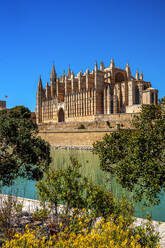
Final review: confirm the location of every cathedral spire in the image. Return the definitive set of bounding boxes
[63,70,66,80]
[46,82,49,98]
[125,62,131,78]
[100,61,104,71]
[126,62,130,71]
[140,72,143,80]
[67,65,71,78]
[135,70,139,80]
[50,64,56,81]
[38,76,43,89]
[95,61,98,71]
[71,70,74,78]
[110,58,115,69]
[86,67,89,74]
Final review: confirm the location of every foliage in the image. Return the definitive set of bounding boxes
[0,106,51,186]
[2,214,160,248]
[86,183,115,218]
[0,197,23,228]
[32,207,50,221]
[77,124,86,129]
[93,103,165,205]
[37,157,132,220]
[37,157,88,216]
[0,196,23,242]
[133,219,160,248]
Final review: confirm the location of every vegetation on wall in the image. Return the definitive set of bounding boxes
[77,124,86,129]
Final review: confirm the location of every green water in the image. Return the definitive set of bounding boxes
[2,149,165,222]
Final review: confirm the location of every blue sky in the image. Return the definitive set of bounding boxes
[0,0,164,111]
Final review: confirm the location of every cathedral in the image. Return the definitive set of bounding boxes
[35,59,158,124]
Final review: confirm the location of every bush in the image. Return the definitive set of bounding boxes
[1,157,160,248]
[37,157,88,216]
[77,124,86,129]
[3,214,160,248]
[32,208,50,221]
[0,196,23,242]
[36,157,132,221]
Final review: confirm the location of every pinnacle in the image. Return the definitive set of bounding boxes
[67,65,71,77]
[38,76,43,88]
[50,64,56,80]
[110,58,115,68]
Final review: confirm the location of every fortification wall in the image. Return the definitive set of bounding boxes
[38,113,137,147]
[38,113,137,131]
[38,130,116,148]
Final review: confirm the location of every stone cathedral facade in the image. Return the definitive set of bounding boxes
[35,59,158,124]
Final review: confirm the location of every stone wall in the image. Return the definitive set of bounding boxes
[126,104,141,113]
[38,113,138,147]
[38,113,137,131]
[38,130,116,148]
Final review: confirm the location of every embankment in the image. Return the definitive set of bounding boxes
[38,129,116,148]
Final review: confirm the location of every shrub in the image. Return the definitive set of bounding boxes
[37,157,88,216]
[0,196,23,241]
[37,157,131,221]
[3,215,160,248]
[32,208,50,221]
[77,124,86,129]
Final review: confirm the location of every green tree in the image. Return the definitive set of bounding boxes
[37,157,127,219]
[93,103,165,205]
[37,157,88,216]
[0,106,51,186]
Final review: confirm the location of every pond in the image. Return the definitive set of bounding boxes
[2,149,165,222]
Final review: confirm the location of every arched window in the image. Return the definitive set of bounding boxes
[135,86,139,104]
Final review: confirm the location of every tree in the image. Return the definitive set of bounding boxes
[0,106,51,186]
[93,103,165,205]
[36,157,129,219]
